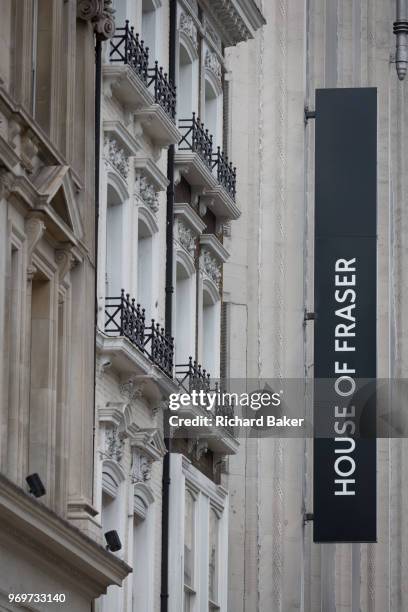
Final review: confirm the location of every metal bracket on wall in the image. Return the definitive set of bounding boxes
[304,512,314,523]
[304,107,316,123]
[304,311,316,321]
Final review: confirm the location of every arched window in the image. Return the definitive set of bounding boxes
[175,253,196,364]
[202,282,220,377]
[137,216,154,318]
[106,183,125,297]
[204,65,223,150]
[179,43,194,120]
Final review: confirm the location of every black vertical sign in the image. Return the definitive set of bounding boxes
[313,88,377,542]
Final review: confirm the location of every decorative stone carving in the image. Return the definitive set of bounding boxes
[130,429,166,482]
[202,249,222,288]
[25,216,46,272]
[179,12,198,50]
[56,247,75,282]
[104,137,129,180]
[138,176,159,213]
[105,425,125,462]
[187,438,208,461]
[120,379,145,402]
[130,449,152,484]
[178,221,196,254]
[77,0,115,41]
[205,49,222,81]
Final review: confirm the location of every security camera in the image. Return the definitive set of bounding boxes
[104,530,122,552]
[26,473,46,498]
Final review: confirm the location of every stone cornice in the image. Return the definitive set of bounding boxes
[0,473,131,598]
[174,202,207,235]
[199,233,229,263]
[200,0,265,46]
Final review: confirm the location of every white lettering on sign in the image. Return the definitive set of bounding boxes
[334,258,356,496]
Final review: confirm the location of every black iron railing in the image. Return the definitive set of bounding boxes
[212,147,237,200]
[145,320,174,377]
[176,357,212,394]
[178,114,213,168]
[104,290,173,377]
[109,21,149,82]
[147,61,176,121]
[178,114,237,200]
[105,290,145,350]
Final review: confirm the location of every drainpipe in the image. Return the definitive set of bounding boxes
[92,37,102,506]
[394,0,408,80]
[161,0,177,610]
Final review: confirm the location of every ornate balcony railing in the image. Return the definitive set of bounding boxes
[104,290,173,377]
[105,290,145,350]
[145,320,174,377]
[109,21,149,83]
[178,114,213,168]
[176,357,212,394]
[212,147,237,200]
[147,61,176,121]
[178,114,237,200]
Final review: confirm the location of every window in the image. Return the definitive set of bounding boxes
[137,218,154,318]
[184,489,196,611]
[106,185,124,297]
[179,44,194,120]
[29,274,53,489]
[142,0,158,58]
[208,508,220,610]
[205,78,219,147]
[202,287,220,377]
[113,0,126,26]
[175,259,195,364]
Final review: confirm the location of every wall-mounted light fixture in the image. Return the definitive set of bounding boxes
[104,530,122,552]
[26,473,46,498]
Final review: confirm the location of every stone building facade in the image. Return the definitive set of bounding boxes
[94,1,264,611]
[0,1,131,610]
[225,1,408,611]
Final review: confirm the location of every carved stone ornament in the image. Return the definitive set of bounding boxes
[202,249,222,288]
[120,379,145,402]
[25,216,46,278]
[138,176,159,214]
[130,449,152,484]
[187,438,208,461]
[105,425,125,462]
[205,49,222,81]
[179,12,198,50]
[77,0,115,41]
[104,136,129,180]
[56,247,75,282]
[178,221,196,254]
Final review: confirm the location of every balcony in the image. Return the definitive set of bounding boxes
[104,290,174,378]
[176,114,240,220]
[174,357,238,454]
[103,22,180,147]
